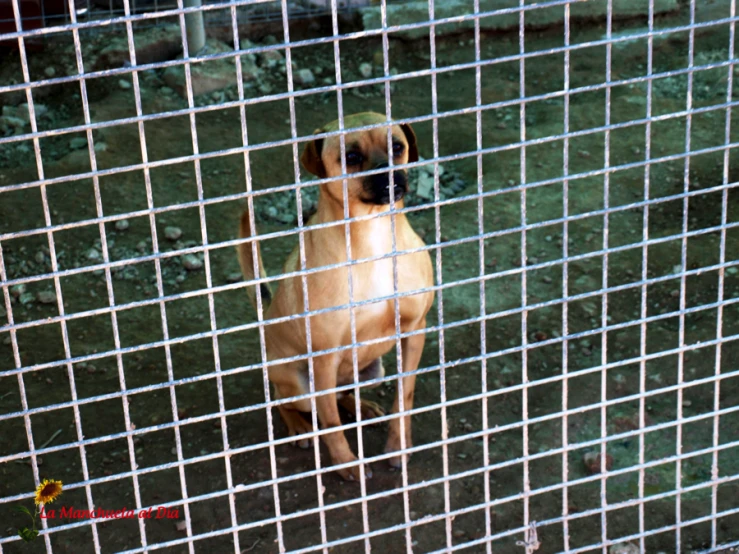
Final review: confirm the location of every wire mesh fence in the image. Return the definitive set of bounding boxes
[1,0,738,552]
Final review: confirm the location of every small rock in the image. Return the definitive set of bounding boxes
[36,291,57,304]
[164,226,182,241]
[583,451,613,474]
[416,173,434,200]
[175,520,187,532]
[359,62,373,78]
[682,399,692,408]
[44,66,56,78]
[69,137,88,150]
[181,254,203,271]
[19,292,35,306]
[3,335,11,345]
[160,86,174,95]
[115,219,130,231]
[453,529,465,538]
[609,543,639,554]
[265,206,278,219]
[118,79,132,90]
[94,142,107,153]
[226,272,243,283]
[456,453,467,459]
[35,251,45,264]
[86,248,101,261]
[259,49,284,68]
[294,68,315,86]
[727,266,738,275]
[10,284,26,298]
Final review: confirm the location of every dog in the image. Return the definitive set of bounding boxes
[237,112,434,481]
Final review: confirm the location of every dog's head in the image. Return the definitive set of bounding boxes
[300,112,418,207]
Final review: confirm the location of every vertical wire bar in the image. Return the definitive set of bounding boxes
[3,5,54,552]
[473,0,492,550]
[518,0,532,546]
[712,0,735,547]
[68,2,150,547]
[425,0,452,548]
[279,2,329,548]
[378,1,413,551]
[599,1,613,550]
[639,1,656,551]
[122,3,192,550]
[12,0,102,549]
[0,246,51,552]
[561,3,571,550]
[236,27,288,552]
[676,2,697,550]
[327,1,372,547]
[231,7,285,553]
[174,1,213,546]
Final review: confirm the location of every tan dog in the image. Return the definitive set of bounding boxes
[237,112,434,481]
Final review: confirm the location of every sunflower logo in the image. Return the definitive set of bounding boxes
[34,479,63,506]
[13,478,63,543]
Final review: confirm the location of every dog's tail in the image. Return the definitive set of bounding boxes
[237,207,272,312]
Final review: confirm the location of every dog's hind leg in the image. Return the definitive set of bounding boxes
[337,393,386,420]
[337,357,387,420]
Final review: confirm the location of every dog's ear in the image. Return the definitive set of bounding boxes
[400,123,418,163]
[301,128,326,178]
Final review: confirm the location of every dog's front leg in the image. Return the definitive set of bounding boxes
[385,319,426,468]
[313,353,371,482]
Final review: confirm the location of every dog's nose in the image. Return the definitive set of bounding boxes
[371,162,402,189]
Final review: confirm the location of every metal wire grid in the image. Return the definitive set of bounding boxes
[0,0,738,552]
[0,0,377,36]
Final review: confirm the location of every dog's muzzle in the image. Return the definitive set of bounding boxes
[364,163,408,205]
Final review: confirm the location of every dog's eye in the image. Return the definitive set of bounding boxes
[392,142,405,157]
[345,151,363,166]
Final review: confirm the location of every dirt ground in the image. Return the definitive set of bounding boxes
[1,3,739,553]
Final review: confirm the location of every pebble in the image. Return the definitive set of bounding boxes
[226,272,243,283]
[583,451,613,474]
[160,86,174,95]
[164,226,182,241]
[19,292,35,305]
[35,251,45,264]
[94,142,107,153]
[86,248,102,261]
[44,66,56,78]
[609,544,639,554]
[294,68,315,86]
[118,79,132,90]
[69,137,88,150]
[36,291,57,304]
[115,219,130,231]
[359,62,373,78]
[10,284,26,298]
[456,453,467,460]
[181,254,203,271]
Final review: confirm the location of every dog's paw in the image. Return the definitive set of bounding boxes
[384,435,412,469]
[360,399,386,420]
[336,461,373,482]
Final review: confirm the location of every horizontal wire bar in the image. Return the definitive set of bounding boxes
[3,187,737,333]
[3,364,737,500]
[4,466,735,552]
[0,9,734,120]
[1,57,736,196]
[3,226,737,379]
[2,263,738,428]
